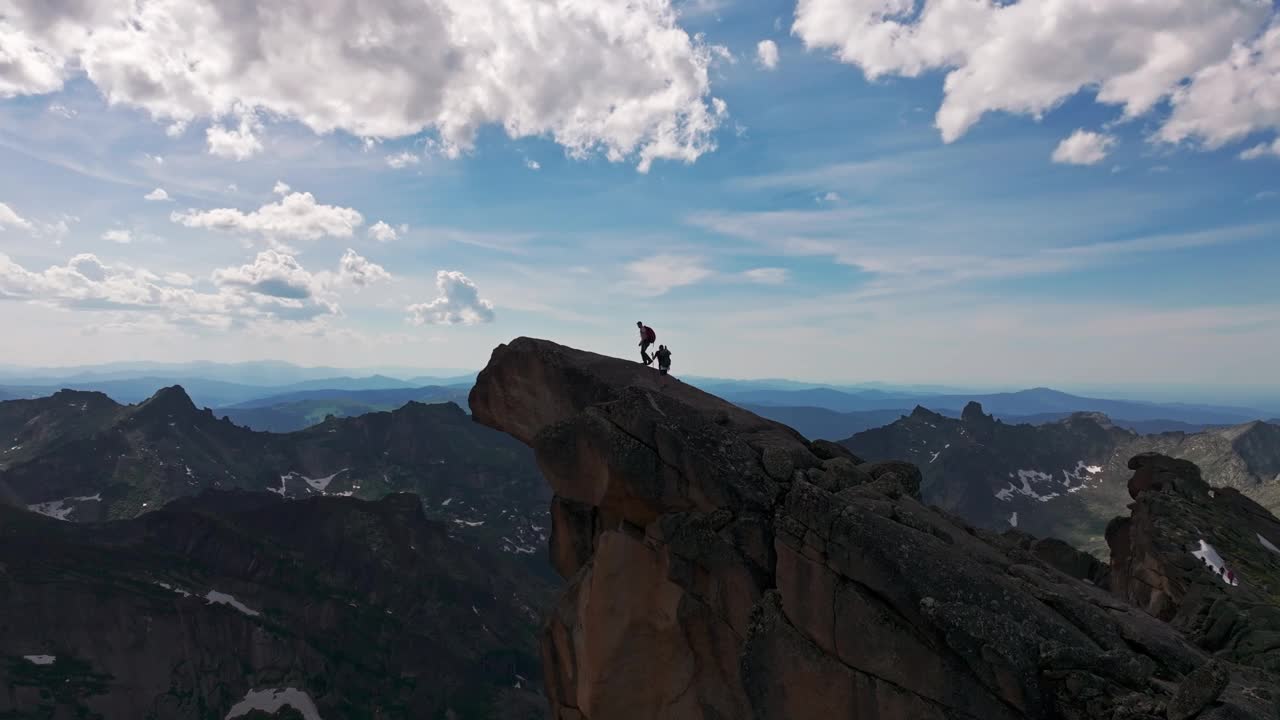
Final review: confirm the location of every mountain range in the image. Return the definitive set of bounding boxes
[0,387,552,577]
[4,342,1280,718]
[214,386,472,432]
[843,402,1280,556]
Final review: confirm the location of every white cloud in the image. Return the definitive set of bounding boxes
[205,109,264,160]
[624,254,714,296]
[47,102,75,118]
[0,250,334,327]
[272,181,291,195]
[1052,130,1117,166]
[817,191,842,203]
[407,271,495,325]
[1241,139,1280,159]
[792,0,1279,153]
[367,221,399,243]
[172,191,363,242]
[743,267,789,285]
[212,250,319,299]
[757,40,780,70]
[1,0,727,172]
[0,202,32,231]
[525,159,541,171]
[336,248,391,288]
[385,151,420,169]
[102,229,132,244]
[144,188,170,201]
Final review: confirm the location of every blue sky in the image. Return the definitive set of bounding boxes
[0,0,1278,395]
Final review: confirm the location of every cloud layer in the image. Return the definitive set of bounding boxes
[0,0,727,171]
[793,0,1279,152]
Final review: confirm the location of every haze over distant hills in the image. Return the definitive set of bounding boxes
[0,360,1274,434]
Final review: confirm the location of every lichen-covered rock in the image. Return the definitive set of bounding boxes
[471,338,1280,720]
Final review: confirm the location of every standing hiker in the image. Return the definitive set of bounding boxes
[655,344,672,375]
[637,321,656,365]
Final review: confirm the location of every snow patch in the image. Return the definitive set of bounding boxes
[1191,540,1238,586]
[929,451,940,464]
[205,590,261,617]
[441,498,453,506]
[23,655,55,666]
[27,493,102,521]
[1008,512,1018,528]
[994,470,1060,503]
[154,580,192,597]
[453,519,485,527]
[280,469,349,494]
[225,688,322,720]
[1259,534,1280,556]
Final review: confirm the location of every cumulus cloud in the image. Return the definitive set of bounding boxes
[757,40,780,70]
[385,151,420,169]
[792,0,1279,153]
[0,202,32,231]
[407,271,495,325]
[525,159,541,171]
[1052,130,1117,166]
[205,110,263,160]
[336,248,391,288]
[624,254,713,296]
[212,250,318,299]
[743,267,789,284]
[0,0,727,172]
[102,229,132,244]
[817,191,842,203]
[172,190,363,242]
[144,188,170,201]
[367,221,399,242]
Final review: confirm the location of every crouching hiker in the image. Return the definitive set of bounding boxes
[655,344,672,375]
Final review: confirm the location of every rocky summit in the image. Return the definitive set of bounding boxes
[471,338,1280,720]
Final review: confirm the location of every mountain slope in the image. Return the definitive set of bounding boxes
[0,491,547,719]
[843,403,1280,555]
[0,389,551,575]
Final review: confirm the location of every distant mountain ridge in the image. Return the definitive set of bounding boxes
[716,384,1273,426]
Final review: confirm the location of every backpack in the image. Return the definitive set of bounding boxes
[642,326,656,343]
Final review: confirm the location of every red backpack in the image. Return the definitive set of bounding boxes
[642,325,656,343]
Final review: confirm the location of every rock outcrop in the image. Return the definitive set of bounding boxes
[1109,452,1280,672]
[471,338,1280,720]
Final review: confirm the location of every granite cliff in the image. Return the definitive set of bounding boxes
[471,338,1280,720]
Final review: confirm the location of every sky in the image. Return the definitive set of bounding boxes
[0,0,1278,393]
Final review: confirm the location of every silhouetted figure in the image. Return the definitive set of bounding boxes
[637,321,656,365]
[655,345,672,375]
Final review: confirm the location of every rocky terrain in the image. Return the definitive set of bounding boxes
[0,490,546,719]
[470,337,1280,720]
[844,404,1280,555]
[0,388,552,576]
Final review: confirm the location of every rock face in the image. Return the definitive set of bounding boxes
[0,491,547,719]
[1109,452,1280,672]
[471,338,1280,720]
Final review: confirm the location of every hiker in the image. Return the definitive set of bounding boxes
[655,344,672,375]
[637,321,656,365]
